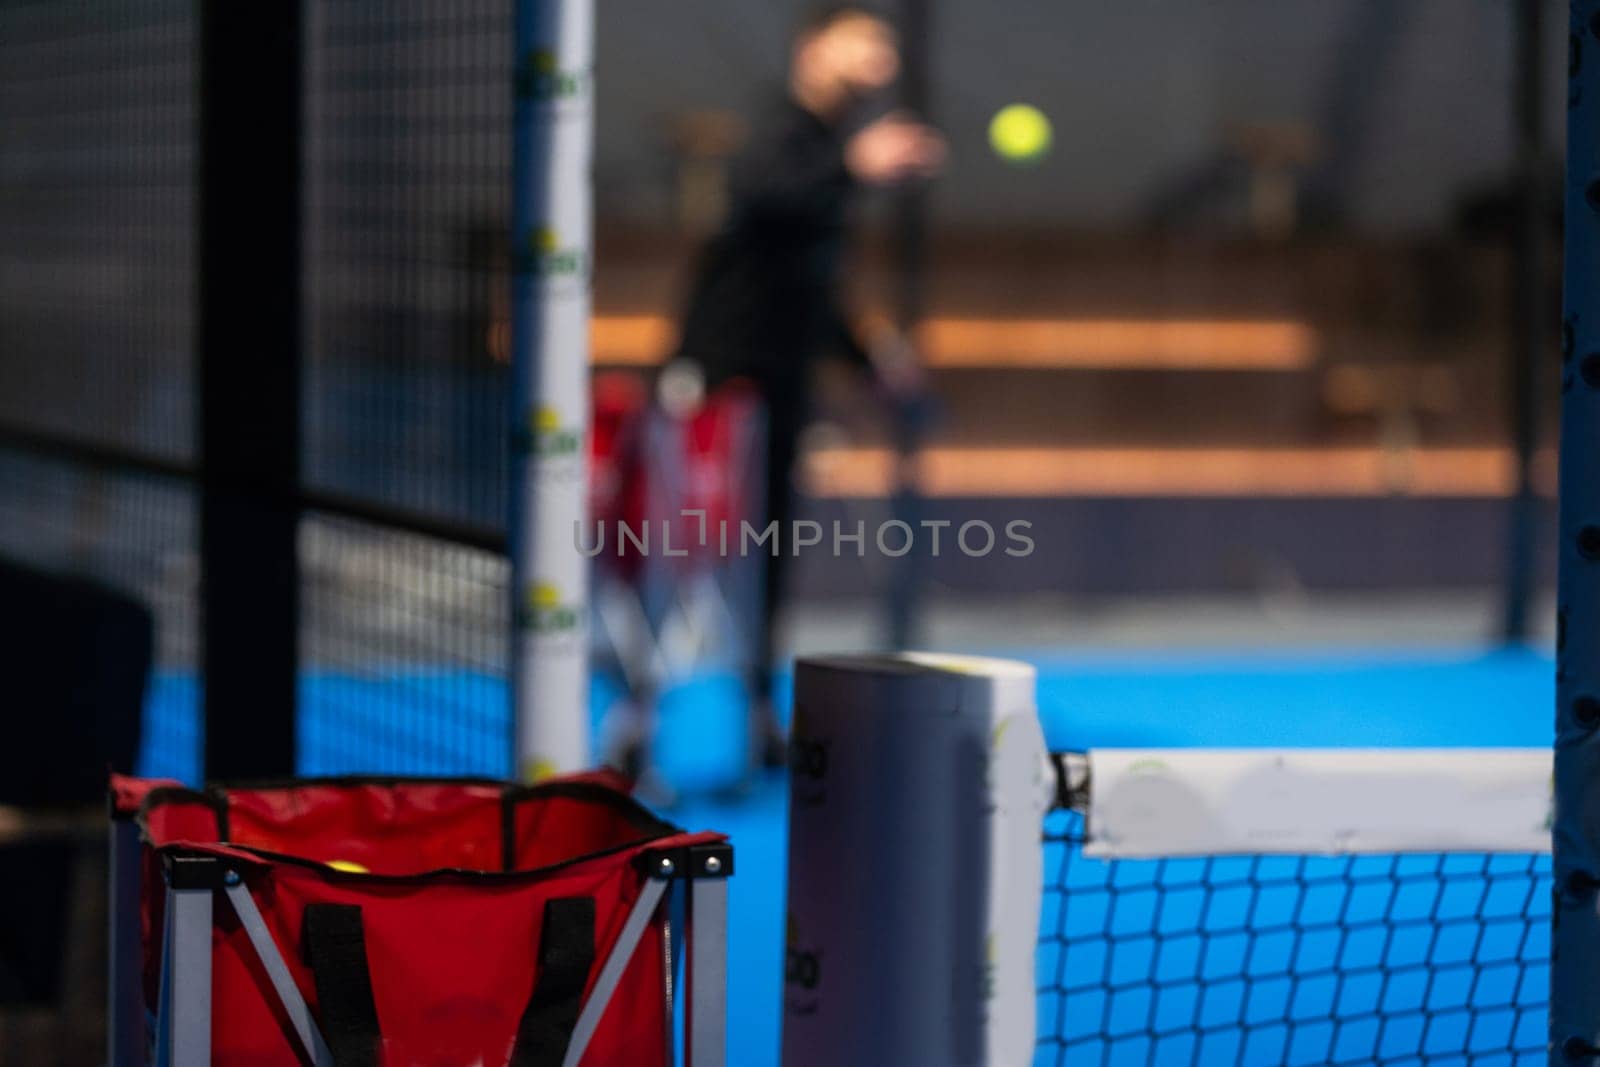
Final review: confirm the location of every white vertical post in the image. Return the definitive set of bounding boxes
[1553,2,1600,1061]
[510,0,595,779]
[782,654,1051,1067]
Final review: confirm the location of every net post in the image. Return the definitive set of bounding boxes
[1554,2,1600,1060]
[509,0,595,780]
[782,655,1049,1067]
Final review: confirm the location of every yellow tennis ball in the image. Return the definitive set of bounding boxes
[326,860,368,874]
[989,103,1052,164]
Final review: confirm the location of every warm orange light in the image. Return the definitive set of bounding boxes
[918,318,1315,370]
[591,315,676,365]
[803,446,1549,499]
[586,315,1315,371]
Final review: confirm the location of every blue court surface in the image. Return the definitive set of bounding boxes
[139,647,1553,1066]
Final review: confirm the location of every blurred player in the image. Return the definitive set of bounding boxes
[669,3,944,767]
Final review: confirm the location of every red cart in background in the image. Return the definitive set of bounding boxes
[587,372,766,781]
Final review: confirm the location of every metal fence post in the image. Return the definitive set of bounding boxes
[197,0,303,778]
[1503,0,1551,643]
[1553,2,1600,1061]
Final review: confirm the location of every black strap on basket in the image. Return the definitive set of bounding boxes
[509,896,598,1067]
[300,897,597,1067]
[302,903,382,1067]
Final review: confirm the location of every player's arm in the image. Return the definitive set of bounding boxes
[843,112,945,186]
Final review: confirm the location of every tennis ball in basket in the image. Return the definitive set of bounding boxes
[326,860,369,873]
[989,103,1052,164]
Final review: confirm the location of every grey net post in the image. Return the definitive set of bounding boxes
[1555,1,1600,1061]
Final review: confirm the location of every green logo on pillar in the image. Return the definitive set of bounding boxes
[517,48,588,102]
[523,404,581,458]
[520,226,585,278]
[520,581,581,635]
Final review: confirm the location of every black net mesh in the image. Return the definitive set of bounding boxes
[298,0,514,776]
[0,0,199,780]
[0,0,517,783]
[1037,808,1551,1066]
[303,0,511,530]
[299,514,509,777]
[0,0,196,463]
[0,452,200,782]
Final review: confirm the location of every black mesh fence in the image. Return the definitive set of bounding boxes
[1037,808,1550,1066]
[0,0,199,780]
[0,452,200,782]
[303,0,511,529]
[299,514,508,777]
[0,0,519,782]
[0,0,196,464]
[299,0,515,775]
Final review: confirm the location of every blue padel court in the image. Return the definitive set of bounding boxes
[135,647,1553,1066]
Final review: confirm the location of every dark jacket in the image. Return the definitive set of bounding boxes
[673,95,869,397]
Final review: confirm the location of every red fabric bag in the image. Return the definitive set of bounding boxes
[672,382,762,568]
[111,773,725,1067]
